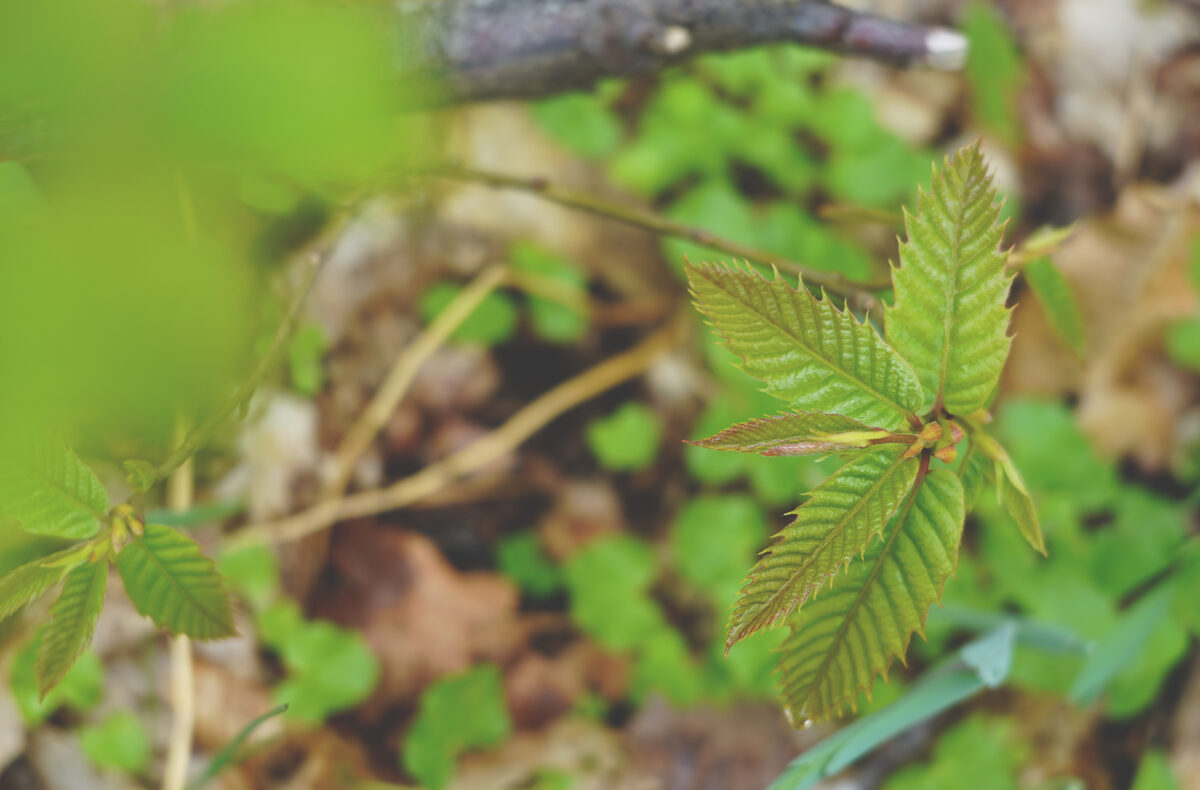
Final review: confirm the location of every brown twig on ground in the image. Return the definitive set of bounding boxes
[399,0,968,105]
[322,264,508,498]
[435,164,889,305]
[227,308,692,549]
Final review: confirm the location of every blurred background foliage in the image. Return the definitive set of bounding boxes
[1,0,1199,788]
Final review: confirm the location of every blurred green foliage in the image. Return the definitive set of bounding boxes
[928,400,1193,718]
[0,0,425,452]
[884,715,1028,790]
[497,532,562,599]
[80,711,151,775]
[419,282,520,347]
[220,546,380,724]
[402,664,512,790]
[287,323,329,396]
[1132,749,1182,790]
[963,2,1025,146]
[585,402,662,471]
[532,47,932,283]
[10,640,102,726]
[1166,239,1200,371]
[508,242,589,343]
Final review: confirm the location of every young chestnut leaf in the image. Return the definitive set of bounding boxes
[0,542,91,622]
[0,440,110,539]
[38,560,108,697]
[686,263,923,431]
[728,445,919,648]
[776,468,964,722]
[117,524,235,640]
[689,411,893,457]
[886,142,1014,415]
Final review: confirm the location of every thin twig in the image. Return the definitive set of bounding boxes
[433,165,890,303]
[322,264,507,498]
[228,308,691,549]
[162,423,196,790]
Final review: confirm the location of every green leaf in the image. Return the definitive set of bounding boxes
[963,2,1025,146]
[38,560,107,697]
[1071,582,1173,705]
[995,459,1046,555]
[691,411,891,456]
[11,642,103,726]
[286,323,328,396]
[767,625,1014,790]
[188,704,289,790]
[886,143,1014,416]
[418,282,518,346]
[776,468,964,722]
[402,664,512,790]
[1131,749,1181,790]
[1023,257,1086,358]
[496,533,561,599]
[0,440,109,539]
[80,711,150,774]
[729,446,918,647]
[269,610,380,724]
[686,263,923,430]
[672,494,769,605]
[117,524,235,639]
[585,402,662,471]
[0,543,89,622]
[530,92,621,159]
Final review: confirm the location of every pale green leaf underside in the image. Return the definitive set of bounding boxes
[691,411,885,456]
[0,441,110,539]
[886,144,1013,415]
[38,561,107,696]
[0,543,89,621]
[117,524,235,640]
[995,461,1045,555]
[729,446,918,647]
[776,469,965,722]
[687,263,922,431]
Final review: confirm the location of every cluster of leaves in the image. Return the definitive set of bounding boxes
[219,545,380,724]
[684,143,1044,722]
[533,47,932,283]
[0,440,236,698]
[418,242,589,347]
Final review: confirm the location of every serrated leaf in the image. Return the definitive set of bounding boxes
[687,263,923,431]
[0,543,90,621]
[38,561,107,697]
[0,441,109,538]
[117,524,235,640]
[690,411,892,456]
[995,460,1046,555]
[729,446,918,647]
[776,468,964,722]
[886,143,1014,415]
[1023,257,1086,358]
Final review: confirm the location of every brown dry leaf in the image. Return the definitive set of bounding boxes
[538,479,627,561]
[320,524,523,706]
[1004,180,1200,469]
[192,658,279,754]
[505,641,631,730]
[624,698,804,790]
[448,718,644,790]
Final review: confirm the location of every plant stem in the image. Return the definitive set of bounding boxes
[322,264,507,498]
[433,164,889,304]
[228,308,691,549]
[162,421,196,790]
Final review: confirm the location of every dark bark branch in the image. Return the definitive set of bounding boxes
[397,0,967,105]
